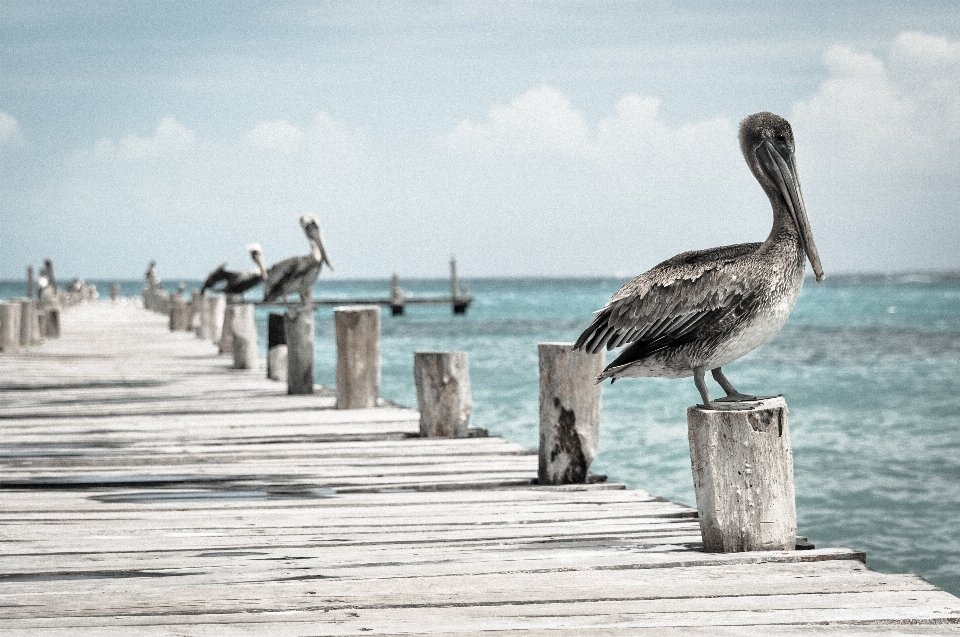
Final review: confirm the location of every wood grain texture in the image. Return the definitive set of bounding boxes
[1,300,957,635]
[334,305,380,409]
[414,351,472,437]
[688,397,796,552]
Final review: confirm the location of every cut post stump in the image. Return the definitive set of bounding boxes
[231,303,258,370]
[688,396,797,552]
[537,342,604,485]
[284,307,313,393]
[335,305,380,409]
[414,351,472,437]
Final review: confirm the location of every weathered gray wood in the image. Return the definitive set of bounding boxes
[18,298,36,347]
[230,303,258,370]
[196,292,213,339]
[110,283,120,301]
[414,351,472,437]
[268,345,288,382]
[266,312,286,381]
[219,303,235,354]
[26,265,34,300]
[335,305,380,409]
[537,342,604,485]
[688,396,796,552]
[168,296,191,331]
[0,301,22,352]
[189,289,202,330]
[285,306,313,393]
[43,307,60,338]
[207,295,225,344]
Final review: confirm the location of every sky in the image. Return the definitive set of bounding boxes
[2,1,960,281]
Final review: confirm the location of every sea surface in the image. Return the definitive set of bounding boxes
[3,273,960,596]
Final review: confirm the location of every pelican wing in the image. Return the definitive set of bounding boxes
[201,263,230,293]
[263,256,321,302]
[574,242,762,358]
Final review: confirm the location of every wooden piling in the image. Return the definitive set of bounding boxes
[414,351,472,437]
[334,305,380,409]
[537,342,604,485]
[284,307,313,393]
[687,396,797,552]
[231,303,258,370]
[266,313,287,380]
[207,296,225,344]
[0,302,22,352]
[110,283,120,301]
[196,292,213,339]
[43,307,60,339]
[169,296,191,331]
[219,303,235,354]
[18,299,36,347]
[189,290,202,331]
[26,266,34,300]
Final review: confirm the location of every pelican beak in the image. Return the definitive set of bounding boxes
[759,140,825,282]
[250,249,268,280]
[305,222,334,271]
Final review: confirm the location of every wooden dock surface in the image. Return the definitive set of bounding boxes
[2,301,959,635]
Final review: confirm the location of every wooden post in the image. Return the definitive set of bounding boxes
[231,303,258,370]
[189,290,202,331]
[0,302,22,352]
[169,296,191,331]
[537,342,604,485]
[687,397,796,553]
[43,307,60,339]
[207,296,225,344]
[29,301,43,346]
[110,283,120,301]
[284,307,314,393]
[219,303,235,354]
[334,305,380,409]
[414,351,472,437]
[267,313,289,382]
[390,274,405,316]
[196,292,212,339]
[26,266,34,300]
[18,299,36,348]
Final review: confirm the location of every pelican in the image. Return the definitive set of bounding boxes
[201,244,268,295]
[262,214,334,302]
[573,112,824,408]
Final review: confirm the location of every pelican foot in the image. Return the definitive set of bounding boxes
[714,393,773,403]
[702,394,784,411]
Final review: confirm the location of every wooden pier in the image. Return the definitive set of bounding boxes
[2,300,960,635]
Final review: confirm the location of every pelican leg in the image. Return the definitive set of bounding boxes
[711,367,763,402]
[693,367,714,407]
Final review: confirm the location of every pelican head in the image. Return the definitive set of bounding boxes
[299,213,334,271]
[739,112,824,282]
[246,243,268,279]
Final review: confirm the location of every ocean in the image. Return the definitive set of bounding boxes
[3,273,960,596]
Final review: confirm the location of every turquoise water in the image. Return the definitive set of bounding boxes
[3,274,960,596]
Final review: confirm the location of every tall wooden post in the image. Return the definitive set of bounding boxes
[196,292,212,339]
[0,302,22,353]
[334,305,380,409]
[231,303,258,370]
[26,266,34,300]
[207,296,225,344]
[285,307,314,393]
[189,290,202,331]
[43,308,60,339]
[110,283,120,301]
[219,303,235,354]
[19,299,36,348]
[169,296,191,331]
[688,397,797,552]
[414,351,472,437]
[266,313,286,380]
[537,342,604,485]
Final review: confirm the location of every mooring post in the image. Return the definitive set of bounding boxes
[207,296,225,344]
[687,396,797,552]
[18,299,36,348]
[26,266,34,300]
[390,273,405,316]
[0,301,22,353]
[219,300,236,354]
[231,303,258,370]
[43,307,60,339]
[537,343,605,485]
[110,283,120,301]
[284,306,314,392]
[414,351,472,437]
[169,295,191,331]
[334,305,380,409]
[196,291,212,339]
[266,312,286,380]
[189,290,202,331]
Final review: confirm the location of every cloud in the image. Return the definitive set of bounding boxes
[245,119,303,153]
[92,116,196,161]
[0,111,21,145]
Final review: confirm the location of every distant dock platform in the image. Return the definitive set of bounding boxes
[2,300,959,634]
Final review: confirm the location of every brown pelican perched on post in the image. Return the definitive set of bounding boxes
[201,244,268,295]
[263,214,334,302]
[573,112,824,408]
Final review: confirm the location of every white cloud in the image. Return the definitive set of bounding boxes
[93,117,196,161]
[245,119,303,152]
[0,111,21,145]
